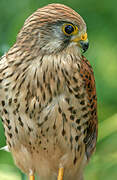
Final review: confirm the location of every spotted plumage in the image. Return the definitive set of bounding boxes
[0,3,97,180]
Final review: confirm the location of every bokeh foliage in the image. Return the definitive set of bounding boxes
[0,0,117,179]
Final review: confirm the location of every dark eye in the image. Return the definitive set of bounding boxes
[62,23,78,36]
[65,25,74,34]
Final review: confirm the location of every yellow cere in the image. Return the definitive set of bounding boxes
[72,32,88,43]
[81,33,87,41]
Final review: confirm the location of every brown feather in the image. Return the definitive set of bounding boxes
[0,4,97,180]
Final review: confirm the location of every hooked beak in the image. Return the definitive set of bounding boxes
[72,32,89,53]
[80,39,89,53]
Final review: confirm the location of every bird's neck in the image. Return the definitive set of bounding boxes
[6,44,82,95]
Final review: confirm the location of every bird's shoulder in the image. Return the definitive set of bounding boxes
[80,55,98,160]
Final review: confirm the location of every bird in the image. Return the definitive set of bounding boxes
[0,3,98,180]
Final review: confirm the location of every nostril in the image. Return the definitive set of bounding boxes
[81,33,87,41]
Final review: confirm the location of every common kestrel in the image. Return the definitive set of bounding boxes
[0,3,98,180]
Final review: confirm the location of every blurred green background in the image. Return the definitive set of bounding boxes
[0,0,117,179]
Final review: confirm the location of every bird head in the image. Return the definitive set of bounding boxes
[17,4,89,56]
